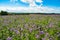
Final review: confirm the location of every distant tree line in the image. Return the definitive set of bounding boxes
[0,11,8,15]
[0,11,30,15]
[0,10,59,15]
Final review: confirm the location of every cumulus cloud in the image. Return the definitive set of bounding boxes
[0,6,60,13]
[20,0,35,7]
[20,0,43,3]
[35,0,43,3]
[35,0,43,7]
[10,0,43,7]
[21,0,43,7]
[0,0,60,13]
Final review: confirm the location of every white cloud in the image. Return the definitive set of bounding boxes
[0,0,59,13]
[35,0,43,3]
[21,0,43,7]
[9,0,43,7]
[35,0,43,7]
[0,6,60,13]
[20,0,43,3]
[20,0,28,3]
[20,0,36,7]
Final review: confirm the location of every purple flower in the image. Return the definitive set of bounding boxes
[10,28,15,31]
[49,22,53,27]
[7,37,12,40]
[24,24,28,27]
[35,34,39,38]
[32,24,36,27]
[14,30,20,34]
[29,28,33,32]
[40,31,44,34]
[45,33,49,37]
[42,38,46,40]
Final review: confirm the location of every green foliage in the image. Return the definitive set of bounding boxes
[0,15,60,40]
[0,11,8,15]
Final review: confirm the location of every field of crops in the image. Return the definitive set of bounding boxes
[0,14,60,40]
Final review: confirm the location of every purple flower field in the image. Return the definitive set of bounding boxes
[0,14,60,40]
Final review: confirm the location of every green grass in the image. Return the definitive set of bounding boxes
[0,15,60,40]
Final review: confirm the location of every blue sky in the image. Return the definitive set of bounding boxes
[0,0,60,13]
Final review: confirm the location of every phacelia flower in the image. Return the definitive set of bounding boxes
[7,37,12,40]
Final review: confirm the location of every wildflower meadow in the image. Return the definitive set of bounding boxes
[0,15,60,40]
